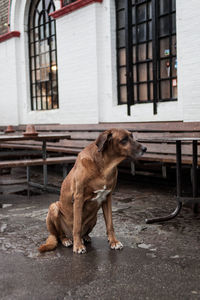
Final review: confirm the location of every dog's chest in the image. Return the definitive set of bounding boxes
[91,185,111,205]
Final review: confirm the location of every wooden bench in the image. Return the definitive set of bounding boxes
[1,121,200,178]
[0,156,77,196]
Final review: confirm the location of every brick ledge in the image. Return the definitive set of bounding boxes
[0,31,20,43]
[50,0,103,19]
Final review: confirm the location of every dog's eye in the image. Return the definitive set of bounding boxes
[120,136,129,145]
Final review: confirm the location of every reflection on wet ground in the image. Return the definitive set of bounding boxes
[1,175,200,299]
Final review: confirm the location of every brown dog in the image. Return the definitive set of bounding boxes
[38,128,146,254]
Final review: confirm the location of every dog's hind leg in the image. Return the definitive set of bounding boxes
[38,202,60,253]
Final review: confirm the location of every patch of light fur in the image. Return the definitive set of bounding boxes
[92,185,111,205]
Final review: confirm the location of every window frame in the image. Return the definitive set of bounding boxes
[116,0,177,115]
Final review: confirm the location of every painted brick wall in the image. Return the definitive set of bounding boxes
[54,3,99,124]
[1,0,200,125]
[176,0,200,122]
[0,38,19,125]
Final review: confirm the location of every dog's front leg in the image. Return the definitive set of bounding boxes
[102,195,123,250]
[73,194,86,254]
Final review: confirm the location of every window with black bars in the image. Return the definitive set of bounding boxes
[116,0,177,115]
[28,0,59,111]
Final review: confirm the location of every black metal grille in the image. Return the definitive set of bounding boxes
[28,0,59,111]
[116,0,177,115]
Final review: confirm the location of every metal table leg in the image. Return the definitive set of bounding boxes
[42,141,48,188]
[192,140,198,213]
[145,140,183,224]
[27,166,30,199]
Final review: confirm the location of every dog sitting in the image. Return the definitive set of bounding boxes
[38,128,146,254]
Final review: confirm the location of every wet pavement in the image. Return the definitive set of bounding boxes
[1,170,200,299]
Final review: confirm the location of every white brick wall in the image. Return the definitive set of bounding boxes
[176,0,200,122]
[0,38,19,125]
[55,3,99,124]
[0,0,200,125]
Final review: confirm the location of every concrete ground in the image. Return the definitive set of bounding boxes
[0,169,200,300]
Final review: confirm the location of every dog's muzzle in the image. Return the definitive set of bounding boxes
[142,146,147,154]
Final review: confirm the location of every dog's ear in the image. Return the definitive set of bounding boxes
[96,131,112,152]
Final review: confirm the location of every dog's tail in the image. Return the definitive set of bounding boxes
[38,234,58,253]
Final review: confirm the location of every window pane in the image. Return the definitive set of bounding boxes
[31,71,35,83]
[172,0,176,11]
[148,41,152,59]
[133,65,137,82]
[32,85,36,97]
[132,46,136,63]
[148,2,152,19]
[172,13,176,33]
[160,38,170,58]
[137,23,146,42]
[34,28,39,42]
[139,64,147,82]
[29,30,34,43]
[134,84,137,101]
[172,57,177,77]
[117,0,125,10]
[159,16,170,37]
[150,83,153,100]
[160,59,170,79]
[148,21,152,40]
[161,80,170,99]
[119,67,126,84]
[149,62,153,80]
[173,84,177,99]
[118,29,125,47]
[138,43,146,61]
[172,35,176,55]
[117,10,125,28]
[119,48,126,65]
[139,84,148,101]
[120,86,127,103]
[132,7,136,25]
[132,26,136,44]
[159,0,169,15]
[137,4,146,22]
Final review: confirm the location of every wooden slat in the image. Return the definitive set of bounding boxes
[0,143,81,154]
[139,153,199,165]
[16,121,200,132]
[0,150,42,158]
[141,142,195,156]
[0,156,77,168]
[2,139,89,149]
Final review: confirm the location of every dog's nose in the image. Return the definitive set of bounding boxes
[142,146,147,153]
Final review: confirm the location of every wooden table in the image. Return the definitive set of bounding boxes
[138,137,200,224]
[0,133,72,195]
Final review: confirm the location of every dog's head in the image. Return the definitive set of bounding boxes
[96,128,147,161]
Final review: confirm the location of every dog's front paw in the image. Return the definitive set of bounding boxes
[61,238,73,248]
[73,244,86,254]
[110,241,123,250]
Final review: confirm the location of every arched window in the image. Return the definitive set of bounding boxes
[28,0,59,110]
